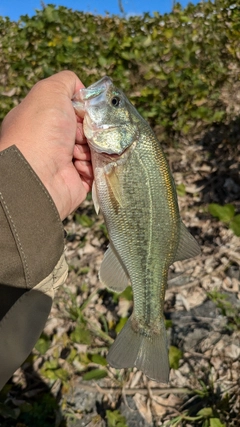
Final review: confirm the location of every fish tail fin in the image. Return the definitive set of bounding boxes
[106,317,169,383]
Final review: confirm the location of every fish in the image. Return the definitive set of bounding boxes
[72,76,200,383]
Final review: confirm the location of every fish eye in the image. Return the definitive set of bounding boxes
[111,96,120,107]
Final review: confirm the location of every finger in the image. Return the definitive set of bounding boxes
[80,176,93,193]
[74,159,93,179]
[73,143,91,161]
[76,115,84,124]
[32,71,85,105]
[47,70,85,98]
[75,123,86,143]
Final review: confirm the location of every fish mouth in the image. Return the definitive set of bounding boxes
[80,76,112,101]
[72,76,124,156]
[72,100,122,155]
[72,76,113,114]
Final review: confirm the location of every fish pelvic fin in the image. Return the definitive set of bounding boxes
[92,180,100,214]
[106,317,169,383]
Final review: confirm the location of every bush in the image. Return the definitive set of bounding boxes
[0,1,239,141]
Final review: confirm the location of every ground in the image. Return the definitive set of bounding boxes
[1,122,239,427]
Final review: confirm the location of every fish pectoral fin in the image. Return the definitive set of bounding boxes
[99,245,130,292]
[173,221,201,262]
[106,166,124,208]
[92,180,100,214]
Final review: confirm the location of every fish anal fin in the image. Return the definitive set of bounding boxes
[106,317,169,383]
[174,221,200,262]
[99,245,130,293]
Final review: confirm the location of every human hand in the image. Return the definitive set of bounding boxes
[0,71,93,220]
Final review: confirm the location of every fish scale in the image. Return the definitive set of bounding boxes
[73,76,200,382]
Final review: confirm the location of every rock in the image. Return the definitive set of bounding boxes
[170,300,226,352]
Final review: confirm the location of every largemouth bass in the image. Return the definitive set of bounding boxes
[73,77,200,383]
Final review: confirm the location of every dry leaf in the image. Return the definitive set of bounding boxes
[133,393,152,424]
[152,394,182,417]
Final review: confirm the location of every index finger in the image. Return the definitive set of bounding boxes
[38,71,85,99]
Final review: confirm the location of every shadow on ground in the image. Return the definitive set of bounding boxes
[197,117,240,208]
[0,359,67,427]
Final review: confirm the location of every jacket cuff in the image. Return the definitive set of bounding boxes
[0,254,68,390]
[0,146,65,290]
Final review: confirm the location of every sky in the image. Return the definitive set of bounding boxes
[0,0,199,21]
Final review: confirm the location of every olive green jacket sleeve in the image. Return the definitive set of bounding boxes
[0,146,68,389]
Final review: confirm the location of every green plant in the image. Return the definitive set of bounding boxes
[208,203,240,236]
[176,183,186,197]
[164,378,231,427]
[207,290,240,332]
[163,410,225,427]
[1,0,239,143]
[106,409,128,427]
[0,394,58,427]
[169,345,183,369]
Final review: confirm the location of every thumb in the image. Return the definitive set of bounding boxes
[42,71,85,99]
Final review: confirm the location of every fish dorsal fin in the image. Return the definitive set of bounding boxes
[173,221,200,262]
[99,245,130,293]
[92,180,100,214]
